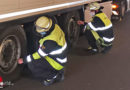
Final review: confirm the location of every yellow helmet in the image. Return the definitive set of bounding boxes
[35,16,52,33]
[88,2,100,11]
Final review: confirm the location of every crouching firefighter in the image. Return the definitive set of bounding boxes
[77,2,114,54]
[18,16,67,86]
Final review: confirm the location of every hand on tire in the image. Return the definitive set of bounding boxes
[77,20,85,25]
[18,58,24,64]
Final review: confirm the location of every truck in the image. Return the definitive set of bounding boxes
[112,0,130,20]
[0,0,112,81]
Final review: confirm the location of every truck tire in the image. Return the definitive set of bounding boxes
[0,25,26,81]
[24,22,40,54]
[60,11,80,48]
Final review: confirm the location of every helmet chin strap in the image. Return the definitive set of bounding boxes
[90,11,95,16]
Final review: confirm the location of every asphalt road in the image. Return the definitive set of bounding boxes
[3,11,130,90]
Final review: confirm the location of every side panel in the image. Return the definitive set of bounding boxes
[20,0,54,9]
[0,0,19,14]
[84,0,101,4]
[0,0,100,22]
[53,0,84,10]
[0,0,84,22]
[54,0,78,4]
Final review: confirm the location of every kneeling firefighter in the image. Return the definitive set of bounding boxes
[77,2,114,53]
[18,16,67,86]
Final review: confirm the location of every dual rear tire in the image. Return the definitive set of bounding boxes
[58,11,81,48]
[0,26,26,81]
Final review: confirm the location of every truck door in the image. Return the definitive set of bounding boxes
[0,0,19,14]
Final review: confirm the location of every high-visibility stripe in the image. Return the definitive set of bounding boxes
[112,11,118,15]
[0,0,86,20]
[0,82,3,88]
[32,52,41,60]
[90,7,96,10]
[103,37,114,42]
[88,22,112,31]
[83,25,87,32]
[45,56,63,70]
[38,48,48,57]
[95,13,111,26]
[26,55,32,63]
[91,30,100,40]
[56,57,67,63]
[50,43,67,55]
[45,23,50,28]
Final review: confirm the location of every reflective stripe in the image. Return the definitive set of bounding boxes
[26,55,32,63]
[0,82,3,88]
[103,37,114,42]
[38,48,48,57]
[92,49,98,52]
[45,23,50,28]
[88,22,112,31]
[56,57,67,63]
[112,11,118,15]
[50,43,67,55]
[95,13,111,26]
[0,0,85,20]
[32,52,41,60]
[45,56,63,70]
[91,30,100,40]
[90,7,96,10]
[83,25,87,32]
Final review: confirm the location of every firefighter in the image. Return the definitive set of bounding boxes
[18,16,67,86]
[77,2,114,53]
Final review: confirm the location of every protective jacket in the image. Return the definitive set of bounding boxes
[24,24,67,71]
[85,11,114,46]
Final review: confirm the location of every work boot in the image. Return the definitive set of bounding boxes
[42,72,64,86]
[101,45,112,54]
[86,47,98,54]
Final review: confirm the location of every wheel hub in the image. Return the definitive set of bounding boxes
[68,18,79,44]
[0,35,21,74]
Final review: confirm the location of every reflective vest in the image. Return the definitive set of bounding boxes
[26,24,67,71]
[86,12,114,46]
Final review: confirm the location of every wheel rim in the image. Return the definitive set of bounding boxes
[67,17,79,45]
[0,35,21,74]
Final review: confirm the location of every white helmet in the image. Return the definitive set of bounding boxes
[35,16,52,33]
[89,2,100,11]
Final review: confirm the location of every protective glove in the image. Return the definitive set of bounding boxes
[77,20,85,25]
[17,58,24,64]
